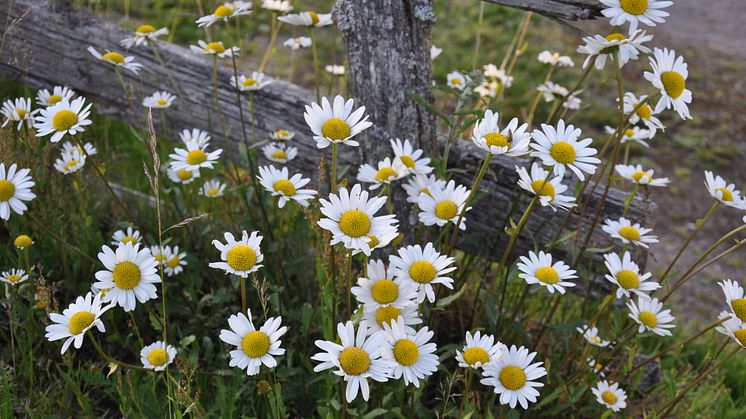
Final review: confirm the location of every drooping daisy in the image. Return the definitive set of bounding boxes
[0,268,28,285]
[179,128,211,147]
[628,296,676,336]
[605,125,653,147]
[602,217,659,248]
[390,138,432,175]
[615,164,670,187]
[219,309,287,375]
[718,279,746,322]
[209,231,264,277]
[111,227,142,246]
[258,165,317,208]
[600,0,672,33]
[283,36,312,50]
[311,321,392,402]
[142,91,176,109]
[536,81,568,102]
[389,242,456,303]
[36,85,75,107]
[189,40,239,58]
[474,81,499,99]
[54,149,86,174]
[563,95,582,110]
[362,304,422,334]
[381,317,439,387]
[577,325,611,347]
[44,292,110,354]
[196,2,252,27]
[446,71,467,90]
[624,92,665,134]
[277,11,333,27]
[200,179,226,198]
[430,45,443,59]
[592,380,628,412]
[587,357,607,377]
[34,97,92,143]
[230,72,273,92]
[269,129,295,142]
[325,64,345,76]
[455,331,504,369]
[87,47,142,74]
[121,24,169,49]
[517,250,577,294]
[577,30,653,70]
[704,171,745,209]
[530,120,600,181]
[516,163,576,211]
[304,95,373,148]
[715,311,746,348]
[0,163,36,220]
[357,158,408,190]
[262,0,293,13]
[62,141,97,156]
[480,345,547,410]
[351,259,417,311]
[93,242,160,312]
[140,341,177,371]
[604,251,660,299]
[537,50,574,67]
[169,141,223,172]
[472,110,531,157]
[417,180,471,230]
[483,64,514,88]
[644,48,692,120]
[167,166,200,184]
[14,234,34,249]
[317,184,398,256]
[163,246,187,277]
[1,97,36,130]
[262,143,298,164]
[402,174,446,204]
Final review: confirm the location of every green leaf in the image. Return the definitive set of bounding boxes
[363,408,389,418]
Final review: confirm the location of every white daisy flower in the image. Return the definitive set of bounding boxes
[200,179,226,198]
[261,0,293,13]
[624,92,665,134]
[87,47,142,74]
[111,227,142,246]
[577,325,611,347]
[179,128,211,148]
[715,311,746,348]
[604,251,660,299]
[381,317,439,387]
[189,40,239,58]
[317,184,398,256]
[357,158,408,190]
[44,292,110,354]
[480,345,547,410]
[537,50,574,67]
[455,331,504,369]
[167,166,200,184]
[615,164,670,187]
[389,242,456,304]
[142,91,176,109]
[163,246,187,277]
[351,259,417,311]
[402,174,446,204]
[592,380,628,412]
[277,11,333,27]
[644,48,693,120]
[718,279,746,322]
[472,110,531,157]
[536,81,568,102]
[36,86,75,107]
[62,141,97,156]
[262,143,297,164]
[269,129,295,142]
[704,171,745,209]
[417,179,471,230]
[587,357,606,377]
[304,95,372,148]
[600,0,672,33]
[517,250,577,294]
[1,97,36,130]
[390,138,432,176]
[121,24,169,49]
[325,64,345,76]
[563,95,582,110]
[283,36,312,50]
[93,242,160,312]
[446,71,467,90]
[362,304,422,334]
[140,341,177,371]
[34,97,92,143]
[483,64,513,87]
[220,309,288,375]
[230,72,273,92]
[257,165,317,208]
[602,217,659,248]
[430,45,443,60]
[604,125,652,147]
[311,321,393,402]
[0,163,36,220]
[627,296,676,336]
[474,81,499,99]
[169,141,223,172]
[0,268,28,285]
[530,120,600,181]
[576,30,653,70]
[209,231,264,277]
[196,3,252,27]
[150,245,170,265]
[54,149,86,175]
[516,163,576,212]
[352,230,400,256]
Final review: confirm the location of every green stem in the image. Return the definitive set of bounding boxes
[447,153,492,255]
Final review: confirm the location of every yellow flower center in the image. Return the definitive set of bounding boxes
[271,150,288,160]
[113,261,142,290]
[273,179,296,196]
[102,51,125,64]
[717,187,734,202]
[484,132,510,148]
[339,347,370,376]
[367,235,380,248]
[186,149,207,165]
[214,5,234,17]
[531,180,556,198]
[16,108,27,119]
[620,0,648,15]
[731,298,746,322]
[450,78,462,86]
[147,348,170,366]
[14,235,33,248]
[624,129,635,138]
[242,78,258,87]
[535,266,560,284]
[463,347,489,366]
[65,160,79,170]
[275,129,289,137]
[241,330,270,357]
[375,306,400,327]
[616,270,639,290]
[660,71,686,99]
[618,226,641,242]
[154,253,166,263]
[320,117,351,141]
[52,109,78,132]
[602,390,618,405]
[0,180,16,202]
[137,24,156,33]
[166,257,180,269]
[69,311,96,335]
[375,167,398,183]
[7,274,21,283]
[226,244,257,271]
[632,171,649,183]
[48,94,63,105]
[409,260,436,284]
[499,365,527,390]
[434,200,458,220]
[734,329,746,346]
[638,311,658,328]
[207,188,221,197]
[177,169,193,180]
[605,32,627,42]
[338,210,371,237]
[370,279,398,304]
[307,11,320,25]
[550,141,576,165]
[636,104,652,120]
[121,236,138,245]
[206,42,226,54]
[399,155,415,168]
[393,339,419,366]
[156,98,168,106]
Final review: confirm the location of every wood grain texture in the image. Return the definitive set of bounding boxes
[481,0,604,20]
